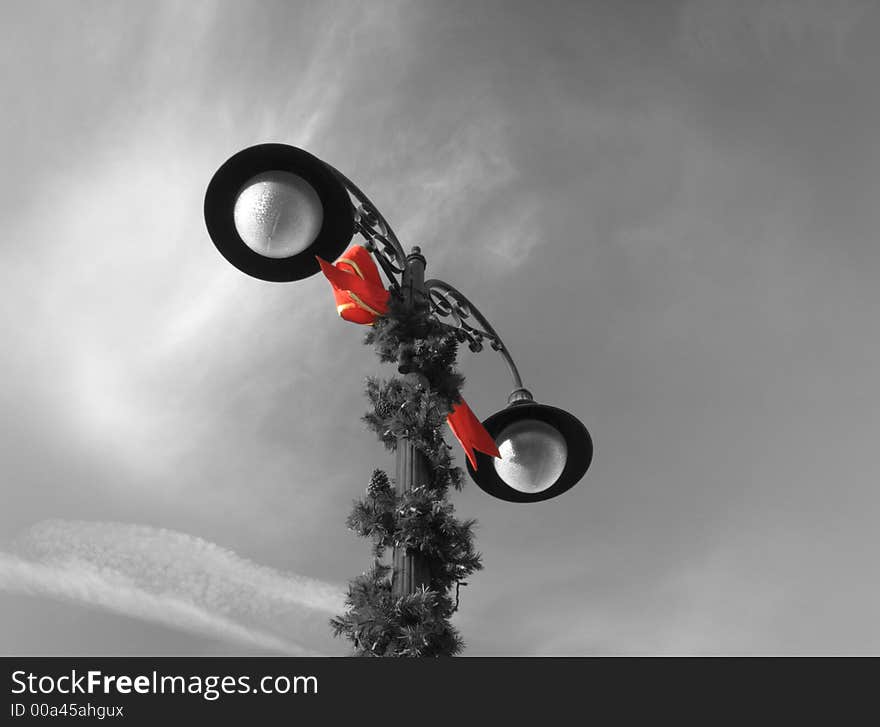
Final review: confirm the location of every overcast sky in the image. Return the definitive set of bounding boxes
[2,0,880,655]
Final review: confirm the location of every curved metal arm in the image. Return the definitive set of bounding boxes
[425,278,525,392]
[323,164,527,398]
[326,165,407,291]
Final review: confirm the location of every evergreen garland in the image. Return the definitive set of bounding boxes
[330,294,482,656]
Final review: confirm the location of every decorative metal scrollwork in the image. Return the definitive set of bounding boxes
[325,164,525,392]
[427,285,496,352]
[327,166,407,290]
[425,278,524,391]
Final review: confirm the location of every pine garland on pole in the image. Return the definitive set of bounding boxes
[330,293,483,656]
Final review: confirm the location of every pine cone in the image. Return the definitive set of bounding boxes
[374,399,395,419]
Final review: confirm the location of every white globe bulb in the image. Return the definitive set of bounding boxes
[493,419,567,493]
[233,171,323,259]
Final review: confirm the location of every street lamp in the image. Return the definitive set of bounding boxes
[423,281,593,503]
[204,142,593,600]
[466,395,592,503]
[204,144,354,281]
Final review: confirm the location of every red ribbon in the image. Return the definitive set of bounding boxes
[319,245,500,469]
[446,399,500,469]
[316,244,389,324]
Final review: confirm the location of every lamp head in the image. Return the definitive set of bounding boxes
[204,144,354,281]
[466,397,592,503]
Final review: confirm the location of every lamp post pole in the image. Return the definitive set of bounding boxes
[392,246,432,597]
[204,143,595,653]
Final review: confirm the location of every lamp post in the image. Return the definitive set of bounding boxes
[204,143,593,646]
[392,245,432,596]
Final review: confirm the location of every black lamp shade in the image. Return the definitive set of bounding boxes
[467,402,593,503]
[204,143,354,282]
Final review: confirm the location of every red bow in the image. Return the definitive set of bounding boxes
[446,399,500,469]
[317,244,389,324]
[319,245,500,469]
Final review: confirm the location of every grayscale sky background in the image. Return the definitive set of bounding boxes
[2,0,880,655]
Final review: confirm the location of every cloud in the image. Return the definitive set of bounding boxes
[1,520,345,654]
[0,554,303,654]
[678,0,874,77]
